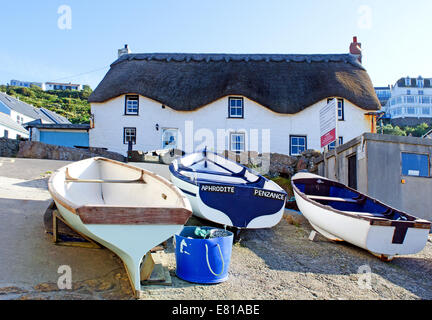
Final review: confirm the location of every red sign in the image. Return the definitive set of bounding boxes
[320,128,336,148]
[320,99,337,148]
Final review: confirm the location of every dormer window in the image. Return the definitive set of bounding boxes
[228,97,244,118]
[417,78,424,88]
[125,95,139,115]
[405,77,411,86]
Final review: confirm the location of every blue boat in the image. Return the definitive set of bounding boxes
[169,149,287,229]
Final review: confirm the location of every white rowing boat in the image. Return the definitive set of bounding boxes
[292,172,431,261]
[48,157,192,294]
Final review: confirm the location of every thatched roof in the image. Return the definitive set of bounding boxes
[89,53,381,114]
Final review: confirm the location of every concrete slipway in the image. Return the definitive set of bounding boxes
[1,157,432,300]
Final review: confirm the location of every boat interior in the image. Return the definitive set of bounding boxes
[52,158,186,209]
[174,151,268,188]
[293,177,412,221]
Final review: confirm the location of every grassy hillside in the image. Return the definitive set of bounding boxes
[0,84,92,124]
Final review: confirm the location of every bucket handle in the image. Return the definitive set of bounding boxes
[204,243,224,277]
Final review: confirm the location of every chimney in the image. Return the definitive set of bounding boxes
[118,44,131,58]
[349,36,362,64]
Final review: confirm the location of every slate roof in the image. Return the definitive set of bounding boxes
[0,92,70,124]
[88,52,381,113]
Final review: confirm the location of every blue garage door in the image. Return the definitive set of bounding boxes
[39,131,89,148]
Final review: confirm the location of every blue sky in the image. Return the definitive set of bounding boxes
[1,0,431,89]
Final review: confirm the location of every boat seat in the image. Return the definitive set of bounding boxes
[308,195,360,203]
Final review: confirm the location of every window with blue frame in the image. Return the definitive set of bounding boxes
[290,135,306,155]
[230,132,245,152]
[327,98,344,120]
[125,95,139,115]
[228,97,244,118]
[328,137,344,150]
[401,152,429,177]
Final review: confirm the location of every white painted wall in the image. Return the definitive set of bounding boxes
[0,124,29,139]
[9,110,35,126]
[90,95,373,156]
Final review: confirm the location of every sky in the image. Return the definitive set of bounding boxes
[1,0,431,90]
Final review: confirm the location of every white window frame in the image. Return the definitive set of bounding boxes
[290,135,307,156]
[230,132,245,152]
[123,127,136,145]
[125,95,139,115]
[228,97,244,118]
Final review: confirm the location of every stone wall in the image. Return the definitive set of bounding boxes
[0,138,21,157]
[16,141,125,162]
[220,149,320,177]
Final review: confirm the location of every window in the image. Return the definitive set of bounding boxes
[328,137,344,150]
[405,77,410,86]
[228,97,244,118]
[125,95,139,115]
[123,127,136,145]
[4,130,8,138]
[290,135,307,155]
[406,90,411,95]
[406,96,415,103]
[327,98,344,120]
[421,96,430,104]
[422,107,430,115]
[417,79,424,88]
[230,132,245,152]
[419,90,424,95]
[401,153,429,177]
[407,107,416,115]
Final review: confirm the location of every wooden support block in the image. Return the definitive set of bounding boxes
[140,264,172,287]
[52,209,101,249]
[140,252,155,282]
[309,230,318,242]
[151,241,167,252]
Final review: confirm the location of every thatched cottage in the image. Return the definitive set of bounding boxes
[88,37,380,156]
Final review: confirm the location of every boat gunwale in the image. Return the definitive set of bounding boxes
[169,152,280,191]
[48,157,192,224]
[291,173,431,229]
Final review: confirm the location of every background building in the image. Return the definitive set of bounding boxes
[383,76,432,127]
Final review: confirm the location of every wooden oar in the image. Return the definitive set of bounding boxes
[308,195,359,203]
[65,168,146,184]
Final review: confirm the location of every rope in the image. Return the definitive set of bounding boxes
[205,243,224,277]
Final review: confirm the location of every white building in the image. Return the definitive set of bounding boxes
[10,79,45,90]
[384,76,432,127]
[0,111,29,139]
[0,92,70,139]
[45,82,82,91]
[89,39,380,156]
[10,80,83,91]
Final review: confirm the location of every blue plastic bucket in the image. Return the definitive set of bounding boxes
[175,226,234,284]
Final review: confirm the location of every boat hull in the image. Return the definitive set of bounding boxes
[292,172,431,258]
[169,153,286,229]
[48,157,192,294]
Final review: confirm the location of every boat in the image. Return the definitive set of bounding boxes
[291,172,431,260]
[169,149,287,229]
[48,157,192,294]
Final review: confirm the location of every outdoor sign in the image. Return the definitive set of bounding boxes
[320,98,337,148]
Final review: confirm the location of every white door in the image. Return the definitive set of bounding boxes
[162,128,178,149]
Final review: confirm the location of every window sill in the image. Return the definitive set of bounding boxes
[227,117,244,119]
[124,114,139,116]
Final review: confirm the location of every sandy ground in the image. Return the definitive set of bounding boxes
[0,157,432,300]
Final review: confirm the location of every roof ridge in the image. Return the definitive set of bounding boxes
[111,52,362,69]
